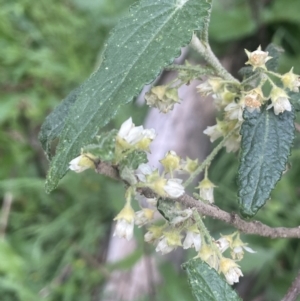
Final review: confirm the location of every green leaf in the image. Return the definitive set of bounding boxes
[82,129,118,162]
[38,87,81,160]
[238,107,294,218]
[44,0,211,193]
[289,91,300,111]
[182,258,242,301]
[118,150,148,184]
[157,198,173,221]
[119,150,147,171]
[265,43,283,72]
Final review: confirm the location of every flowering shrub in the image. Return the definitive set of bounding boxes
[39,0,300,300]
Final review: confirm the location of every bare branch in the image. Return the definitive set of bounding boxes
[281,271,300,301]
[95,161,300,239]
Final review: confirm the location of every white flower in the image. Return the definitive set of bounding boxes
[231,234,256,260]
[203,120,225,142]
[155,232,182,255]
[135,163,154,182]
[155,237,175,254]
[113,204,135,241]
[197,77,223,96]
[183,227,201,251]
[164,178,185,198]
[232,245,256,261]
[118,117,134,138]
[198,245,219,270]
[113,219,134,241]
[245,46,272,70]
[268,87,291,115]
[224,134,241,153]
[243,88,264,110]
[219,258,243,285]
[69,154,95,173]
[135,208,155,227]
[224,101,244,122]
[215,237,230,253]
[144,225,163,243]
[197,177,216,204]
[117,117,156,147]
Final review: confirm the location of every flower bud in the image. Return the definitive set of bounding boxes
[183,157,199,173]
[281,68,300,92]
[145,85,180,113]
[69,153,96,173]
[160,150,181,175]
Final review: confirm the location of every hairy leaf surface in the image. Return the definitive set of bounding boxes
[39,87,81,160]
[289,91,300,111]
[44,0,211,192]
[238,107,294,217]
[182,259,242,301]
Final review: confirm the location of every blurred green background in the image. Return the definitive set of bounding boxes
[1,0,300,300]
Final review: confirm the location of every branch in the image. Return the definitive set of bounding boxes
[281,270,300,301]
[190,35,239,83]
[95,161,300,239]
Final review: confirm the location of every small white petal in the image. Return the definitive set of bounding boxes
[113,219,134,241]
[183,232,202,251]
[225,267,243,285]
[155,237,174,255]
[216,237,230,253]
[164,179,185,198]
[243,246,256,253]
[118,117,134,138]
[126,125,144,144]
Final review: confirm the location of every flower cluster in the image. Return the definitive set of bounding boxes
[145,208,201,255]
[197,232,255,285]
[198,45,298,152]
[67,113,256,287]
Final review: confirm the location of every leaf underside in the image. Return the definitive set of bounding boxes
[238,107,294,218]
[182,258,242,301]
[43,0,211,193]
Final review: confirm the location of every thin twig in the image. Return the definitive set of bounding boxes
[281,270,300,301]
[95,161,300,239]
[0,192,13,238]
[184,128,235,188]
